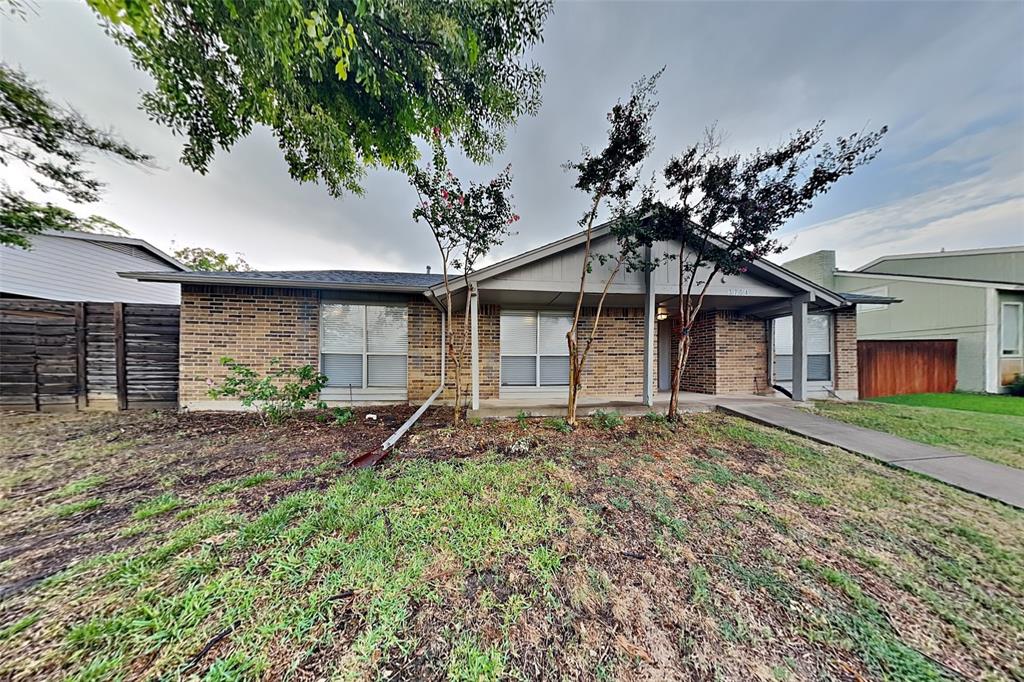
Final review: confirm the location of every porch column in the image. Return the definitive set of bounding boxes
[791,295,809,402]
[470,284,480,411]
[642,245,655,406]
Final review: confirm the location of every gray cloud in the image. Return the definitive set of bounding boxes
[1,0,1021,272]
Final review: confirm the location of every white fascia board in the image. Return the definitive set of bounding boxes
[836,270,1024,290]
[856,244,1024,271]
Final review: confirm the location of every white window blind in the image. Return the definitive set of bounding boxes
[501,311,537,354]
[773,314,832,382]
[1002,303,1022,356]
[321,303,408,388]
[501,311,571,387]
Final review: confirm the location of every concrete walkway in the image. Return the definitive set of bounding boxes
[719,402,1024,510]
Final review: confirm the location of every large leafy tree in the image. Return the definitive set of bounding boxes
[0,64,149,248]
[653,122,887,418]
[172,246,252,272]
[563,72,663,426]
[410,136,517,424]
[87,0,552,196]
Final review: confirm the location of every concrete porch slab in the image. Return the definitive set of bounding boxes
[468,392,790,419]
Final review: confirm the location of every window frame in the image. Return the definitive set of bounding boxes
[500,310,572,388]
[771,312,834,384]
[319,302,408,389]
[1001,301,1024,357]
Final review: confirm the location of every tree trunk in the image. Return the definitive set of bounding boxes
[667,325,692,419]
[567,335,580,424]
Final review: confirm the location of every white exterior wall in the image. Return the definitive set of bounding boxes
[0,234,181,303]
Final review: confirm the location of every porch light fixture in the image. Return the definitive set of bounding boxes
[656,306,669,321]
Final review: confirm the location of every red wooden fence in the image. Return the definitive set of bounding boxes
[857,339,957,399]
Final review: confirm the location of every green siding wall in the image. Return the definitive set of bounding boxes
[836,275,989,392]
[862,250,1024,284]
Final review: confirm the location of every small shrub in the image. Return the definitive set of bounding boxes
[515,409,530,428]
[590,409,624,430]
[330,406,354,426]
[1008,374,1024,397]
[543,417,572,433]
[207,357,328,424]
[642,411,668,425]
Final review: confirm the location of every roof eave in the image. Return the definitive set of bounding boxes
[118,272,431,293]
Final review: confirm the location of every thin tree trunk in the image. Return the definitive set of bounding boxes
[566,186,608,425]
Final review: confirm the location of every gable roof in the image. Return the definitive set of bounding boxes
[835,269,1024,290]
[855,244,1024,272]
[123,269,444,293]
[426,222,848,307]
[47,230,187,271]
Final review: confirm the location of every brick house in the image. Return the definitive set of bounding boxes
[124,225,888,412]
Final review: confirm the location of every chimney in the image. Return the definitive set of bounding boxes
[426,265,432,274]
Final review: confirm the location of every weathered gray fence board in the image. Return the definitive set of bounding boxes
[0,298,180,411]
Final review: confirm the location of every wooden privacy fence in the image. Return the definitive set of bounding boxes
[857,339,957,399]
[0,299,179,411]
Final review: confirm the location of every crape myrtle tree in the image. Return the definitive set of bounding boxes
[87,0,553,195]
[410,135,518,424]
[563,72,663,426]
[0,64,149,248]
[653,122,888,419]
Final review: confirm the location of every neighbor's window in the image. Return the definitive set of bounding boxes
[1002,302,1023,357]
[773,314,832,382]
[320,303,408,388]
[500,311,572,387]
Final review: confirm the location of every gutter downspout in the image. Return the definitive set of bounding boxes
[346,291,448,468]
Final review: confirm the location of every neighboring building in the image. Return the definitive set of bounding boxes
[784,246,1024,393]
[0,230,185,303]
[124,224,889,412]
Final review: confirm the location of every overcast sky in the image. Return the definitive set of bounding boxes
[2,1,1022,272]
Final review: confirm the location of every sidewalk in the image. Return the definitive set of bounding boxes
[718,402,1024,510]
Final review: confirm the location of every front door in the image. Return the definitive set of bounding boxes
[658,318,672,391]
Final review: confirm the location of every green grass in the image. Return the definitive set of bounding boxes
[871,392,1024,417]
[23,457,571,680]
[51,497,104,518]
[809,399,1024,469]
[3,410,1023,680]
[132,493,184,520]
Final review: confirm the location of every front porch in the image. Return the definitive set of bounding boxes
[468,390,793,419]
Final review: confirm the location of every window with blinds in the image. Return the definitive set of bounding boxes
[772,314,832,382]
[500,311,572,387]
[320,303,408,388]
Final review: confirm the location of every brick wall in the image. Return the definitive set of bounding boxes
[578,307,646,398]
[179,285,319,404]
[408,301,500,403]
[714,312,769,394]
[672,310,769,395]
[834,306,858,393]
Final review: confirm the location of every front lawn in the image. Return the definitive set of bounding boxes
[1,409,1022,680]
[810,399,1024,470]
[871,391,1024,417]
